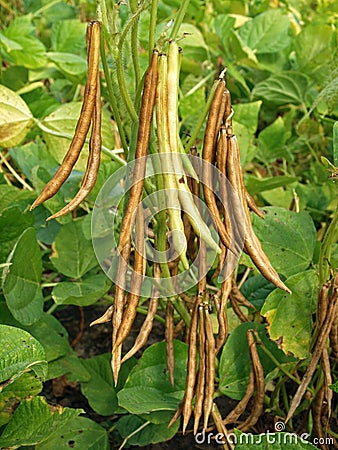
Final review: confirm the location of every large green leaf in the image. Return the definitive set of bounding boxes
[219,322,296,400]
[80,354,120,416]
[118,341,188,419]
[0,185,35,212]
[52,274,111,306]
[0,325,47,383]
[117,414,179,447]
[2,228,43,325]
[0,84,33,147]
[251,207,316,277]
[261,270,318,359]
[233,101,262,136]
[0,396,82,448]
[50,219,98,278]
[252,73,309,105]
[295,24,334,80]
[0,305,70,363]
[36,417,109,450]
[257,117,292,162]
[41,102,114,171]
[51,20,87,54]
[238,9,290,54]
[1,16,47,69]
[0,206,34,264]
[47,52,87,78]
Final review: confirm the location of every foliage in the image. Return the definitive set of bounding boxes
[0,0,337,448]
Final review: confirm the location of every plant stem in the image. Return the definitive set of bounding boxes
[130,0,141,90]
[100,33,129,156]
[149,0,158,59]
[118,421,150,450]
[169,0,191,41]
[0,152,33,190]
[318,205,338,286]
[184,79,218,152]
[116,2,150,122]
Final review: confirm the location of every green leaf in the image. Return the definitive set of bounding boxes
[41,102,114,172]
[0,84,33,147]
[80,354,119,416]
[47,350,91,383]
[295,24,334,80]
[251,207,316,277]
[245,175,298,195]
[51,20,86,54]
[214,14,236,44]
[257,117,292,162]
[118,387,179,415]
[0,372,43,426]
[238,9,290,54]
[219,322,296,400]
[0,304,70,364]
[0,325,47,383]
[0,185,35,213]
[261,270,318,359]
[234,429,318,449]
[0,396,82,448]
[334,121,338,167]
[233,121,256,165]
[118,341,188,417]
[232,102,261,164]
[52,274,112,306]
[9,139,58,182]
[252,73,309,105]
[0,206,34,264]
[233,101,262,136]
[50,219,98,279]
[36,416,109,450]
[2,228,43,325]
[1,16,47,69]
[117,414,179,447]
[241,274,278,310]
[47,52,87,78]
[24,313,70,363]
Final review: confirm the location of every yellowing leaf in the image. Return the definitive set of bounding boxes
[0,85,33,147]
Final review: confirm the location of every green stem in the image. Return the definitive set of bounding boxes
[184,79,218,152]
[257,340,301,386]
[149,0,158,59]
[97,0,110,34]
[318,205,338,286]
[100,32,129,156]
[169,0,191,41]
[136,307,165,324]
[116,2,150,122]
[155,185,191,327]
[130,0,141,90]
[46,303,58,314]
